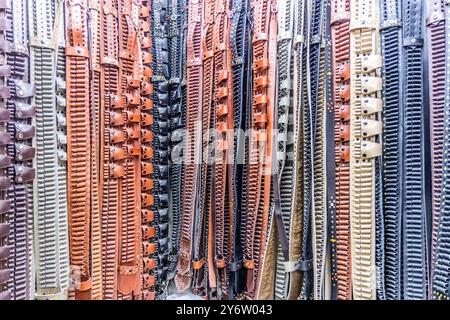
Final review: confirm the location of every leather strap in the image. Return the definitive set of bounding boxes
[175,0,203,293]
[330,0,351,300]
[431,0,450,300]
[349,0,382,300]
[29,0,69,300]
[427,0,446,297]
[5,0,36,300]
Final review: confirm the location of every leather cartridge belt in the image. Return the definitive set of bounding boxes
[149,0,170,299]
[29,0,69,300]
[298,0,326,300]
[167,0,186,283]
[273,0,303,301]
[243,0,276,300]
[175,0,203,294]
[330,0,351,300]
[191,0,215,297]
[427,0,446,295]
[116,0,142,300]
[380,0,428,300]
[65,0,95,300]
[400,0,427,300]
[432,0,450,300]
[2,0,36,300]
[137,0,156,301]
[100,0,122,301]
[228,0,250,300]
[349,0,382,300]
[87,0,103,300]
[212,0,233,298]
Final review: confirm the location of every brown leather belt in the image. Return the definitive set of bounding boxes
[427,0,445,286]
[212,0,233,297]
[243,0,276,300]
[100,0,121,300]
[65,0,96,300]
[116,0,142,300]
[175,0,203,293]
[138,0,156,301]
[330,0,351,300]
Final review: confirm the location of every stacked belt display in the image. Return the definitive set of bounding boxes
[273,0,303,301]
[5,0,36,300]
[167,0,185,283]
[330,0,351,300]
[138,0,156,301]
[243,0,276,300]
[175,0,203,294]
[427,0,446,294]
[228,0,250,300]
[349,0,383,300]
[29,0,69,300]
[150,0,170,299]
[432,0,450,300]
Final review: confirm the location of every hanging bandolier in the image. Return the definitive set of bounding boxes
[432,0,450,300]
[0,0,36,300]
[149,0,170,299]
[427,0,446,297]
[175,0,203,294]
[381,0,428,300]
[212,0,233,299]
[243,0,276,300]
[100,0,122,300]
[273,0,303,301]
[138,0,157,301]
[167,0,186,285]
[115,0,142,300]
[330,0,352,300]
[349,0,383,300]
[29,0,69,300]
[65,0,101,300]
[228,0,251,300]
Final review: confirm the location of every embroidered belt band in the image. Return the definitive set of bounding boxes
[2,0,450,301]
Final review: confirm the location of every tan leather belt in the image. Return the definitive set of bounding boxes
[212,0,233,298]
[243,0,276,300]
[175,0,203,293]
[138,0,156,301]
[116,0,142,300]
[65,0,96,300]
[349,0,382,300]
[330,0,351,300]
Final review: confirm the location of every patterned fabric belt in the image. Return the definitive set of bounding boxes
[29,0,69,300]
[349,0,383,300]
[432,0,450,300]
[0,0,36,301]
[330,0,351,300]
[427,0,446,299]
